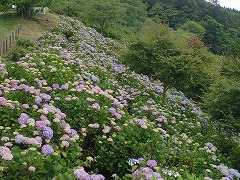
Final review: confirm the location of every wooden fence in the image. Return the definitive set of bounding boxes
[0,17,23,56]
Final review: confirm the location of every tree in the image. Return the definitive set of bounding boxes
[179,21,206,39]
[203,78,240,133]
[0,0,51,18]
[201,16,227,54]
[208,0,220,6]
[120,0,148,27]
[227,39,240,59]
[81,0,126,35]
[121,21,212,102]
[149,2,179,25]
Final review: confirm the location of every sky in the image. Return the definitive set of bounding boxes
[218,0,240,10]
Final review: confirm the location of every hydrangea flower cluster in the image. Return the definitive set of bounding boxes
[0,146,13,161]
[41,144,54,156]
[132,167,163,180]
[147,159,158,168]
[212,164,240,179]
[162,169,180,178]
[74,167,105,180]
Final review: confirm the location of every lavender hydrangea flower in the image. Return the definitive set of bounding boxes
[92,76,99,82]
[41,144,54,156]
[22,104,30,109]
[90,174,105,180]
[61,141,69,147]
[102,126,111,133]
[0,146,13,160]
[74,167,91,180]
[89,123,100,129]
[71,129,78,137]
[61,84,69,90]
[109,107,117,115]
[0,97,8,105]
[52,83,59,89]
[36,121,46,130]
[18,113,29,125]
[35,96,42,104]
[147,159,157,168]
[43,127,54,139]
[138,158,144,164]
[15,134,25,144]
[92,103,100,109]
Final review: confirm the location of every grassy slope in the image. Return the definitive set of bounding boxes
[19,13,61,41]
[0,11,60,42]
[0,12,20,41]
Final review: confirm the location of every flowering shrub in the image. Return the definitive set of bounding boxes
[0,16,239,179]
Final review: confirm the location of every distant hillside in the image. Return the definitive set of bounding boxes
[51,0,240,55]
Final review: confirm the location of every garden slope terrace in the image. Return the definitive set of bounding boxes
[0,16,239,179]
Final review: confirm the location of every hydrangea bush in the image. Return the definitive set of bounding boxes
[0,16,239,179]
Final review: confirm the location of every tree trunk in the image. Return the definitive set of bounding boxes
[162,86,168,104]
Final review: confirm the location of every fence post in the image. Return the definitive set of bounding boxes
[12,32,14,43]
[3,41,5,54]
[5,37,8,52]
[9,35,12,48]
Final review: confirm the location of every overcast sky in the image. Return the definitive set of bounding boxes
[218,0,240,10]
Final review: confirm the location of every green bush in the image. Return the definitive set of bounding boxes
[10,39,36,62]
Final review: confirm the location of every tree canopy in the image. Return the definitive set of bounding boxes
[121,21,214,102]
[0,0,51,18]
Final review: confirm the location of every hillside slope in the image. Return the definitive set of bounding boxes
[0,16,239,179]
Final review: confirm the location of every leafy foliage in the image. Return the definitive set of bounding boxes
[121,21,213,102]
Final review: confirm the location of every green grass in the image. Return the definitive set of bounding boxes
[0,12,20,41]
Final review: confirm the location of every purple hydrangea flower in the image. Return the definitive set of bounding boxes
[90,174,105,180]
[138,158,144,164]
[52,83,59,89]
[35,96,42,104]
[89,123,100,128]
[102,126,111,133]
[147,159,158,168]
[43,127,54,139]
[36,121,46,130]
[41,93,51,101]
[92,76,99,82]
[142,167,154,174]
[71,129,78,137]
[92,103,100,109]
[40,115,48,121]
[133,170,141,179]
[61,141,69,147]
[41,144,54,156]
[109,107,117,115]
[0,97,8,105]
[61,84,69,90]
[0,146,13,160]
[14,134,25,144]
[74,167,91,180]
[18,113,29,125]
[22,104,29,109]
